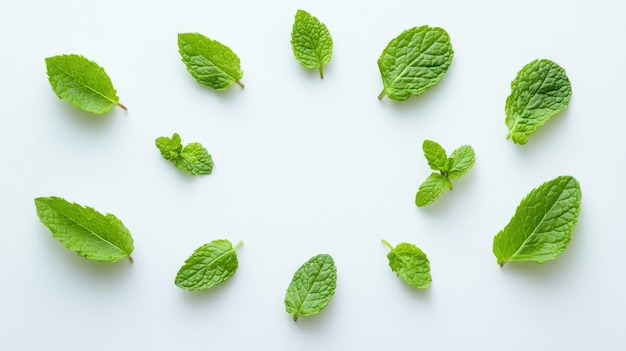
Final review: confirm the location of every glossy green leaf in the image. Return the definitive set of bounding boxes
[175,240,242,291]
[383,240,431,289]
[505,59,572,144]
[45,54,126,114]
[34,196,134,262]
[378,25,453,101]
[178,32,244,91]
[284,254,337,321]
[493,176,582,266]
[291,9,333,78]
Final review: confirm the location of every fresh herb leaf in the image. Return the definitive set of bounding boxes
[382,240,431,289]
[415,173,452,207]
[415,140,475,207]
[446,145,475,180]
[178,32,244,91]
[284,253,337,321]
[155,133,213,175]
[34,196,134,263]
[377,25,454,101]
[45,54,126,114]
[493,176,582,266]
[291,9,333,79]
[175,240,242,291]
[423,140,448,172]
[505,59,572,144]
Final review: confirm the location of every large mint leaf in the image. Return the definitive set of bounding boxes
[284,254,337,321]
[383,240,431,289]
[291,9,333,78]
[175,240,242,291]
[178,32,244,91]
[505,59,572,144]
[377,25,453,101]
[35,196,134,262]
[45,54,126,114]
[493,176,582,266]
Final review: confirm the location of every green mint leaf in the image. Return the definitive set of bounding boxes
[284,253,337,321]
[383,240,431,289]
[175,240,242,291]
[493,176,582,266]
[505,59,572,144]
[155,134,213,175]
[155,133,183,161]
[415,173,452,207]
[291,9,333,79]
[45,54,126,114]
[34,196,134,263]
[422,139,448,172]
[446,145,475,180]
[416,141,475,207]
[377,25,454,101]
[176,143,214,175]
[178,32,244,91]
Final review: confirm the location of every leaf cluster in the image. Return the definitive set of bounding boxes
[155,133,213,175]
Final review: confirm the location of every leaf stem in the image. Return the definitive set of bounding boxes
[382,239,394,251]
[293,314,299,321]
[377,89,386,100]
[233,240,243,250]
[319,67,324,79]
[127,255,134,263]
[235,80,245,89]
[117,102,128,111]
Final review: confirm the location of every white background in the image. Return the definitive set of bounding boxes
[1,0,624,349]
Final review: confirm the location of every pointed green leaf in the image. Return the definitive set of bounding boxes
[505,59,572,144]
[422,139,448,172]
[291,9,333,78]
[178,32,244,91]
[383,240,431,289]
[493,176,582,266]
[45,54,126,114]
[34,196,134,262]
[155,133,183,161]
[414,173,452,207]
[175,240,242,291]
[155,133,213,175]
[377,25,454,101]
[284,254,337,321]
[446,145,475,180]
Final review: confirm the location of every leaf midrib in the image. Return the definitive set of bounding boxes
[51,62,117,106]
[295,259,327,316]
[185,37,238,83]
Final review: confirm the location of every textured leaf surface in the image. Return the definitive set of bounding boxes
[155,133,213,175]
[505,59,572,144]
[383,240,431,289]
[284,254,337,321]
[493,176,582,266]
[291,9,333,78]
[378,25,453,101]
[423,140,447,172]
[45,54,124,114]
[446,145,475,180]
[178,32,244,91]
[415,173,452,207]
[175,240,241,291]
[34,196,134,262]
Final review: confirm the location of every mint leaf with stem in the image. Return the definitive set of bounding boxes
[493,176,581,266]
[34,196,134,263]
[383,240,431,289]
[175,240,242,291]
[505,59,572,144]
[178,32,244,91]
[291,9,333,78]
[377,25,454,101]
[284,253,337,321]
[155,133,213,175]
[45,54,126,114]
